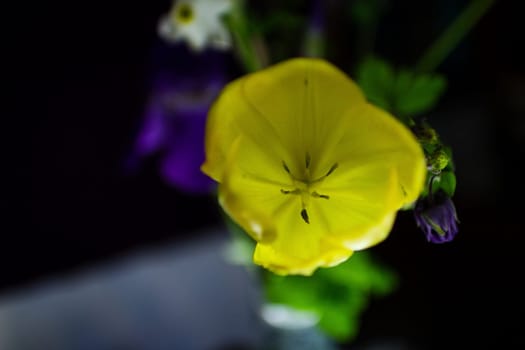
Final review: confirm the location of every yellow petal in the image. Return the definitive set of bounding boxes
[241,58,366,177]
[218,136,289,243]
[200,78,246,182]
[253,240,353,276]
[318,103,426,207]
[202,58,366,181]
[314,165,401,250]
[220,138,399,275]
[218,136,354,275]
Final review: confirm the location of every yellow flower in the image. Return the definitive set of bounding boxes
[202,58,426,275]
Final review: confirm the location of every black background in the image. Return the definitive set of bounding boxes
[7,0,525,349]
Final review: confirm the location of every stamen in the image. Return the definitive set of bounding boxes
[282,161,291,174]
[279,157,334,224]
[311,162,339,183]
[312,191,329,199]
[301,209,310,224]
[325,163,339,177]
[305,153,311,169]
[281,189,301,195]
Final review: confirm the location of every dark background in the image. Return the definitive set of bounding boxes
[7,0,525,349]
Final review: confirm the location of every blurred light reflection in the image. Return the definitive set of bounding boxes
[0,230,262,350]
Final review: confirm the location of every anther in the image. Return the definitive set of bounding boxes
[301,209,310,224]
[305,153,311,169]
[281,189,300,195]
[312,191,329,199]
[282,161,291,174]
[325,163,338,177]
[311,162,339,183]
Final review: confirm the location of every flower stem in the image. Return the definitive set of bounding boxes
[226,0,265,72]
[302,0,325,58]
[416,0,495,73]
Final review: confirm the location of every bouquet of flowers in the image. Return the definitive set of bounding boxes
[128,0,493,347]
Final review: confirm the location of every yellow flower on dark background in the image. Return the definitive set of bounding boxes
[202,58,426,275]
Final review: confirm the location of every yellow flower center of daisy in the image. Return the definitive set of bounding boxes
[280,153,338,224]
[175,3,194,24]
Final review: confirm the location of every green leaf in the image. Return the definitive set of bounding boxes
[356,57,396,111]
[425,171,456,198]
[350,0,387,27]
[442,145,455,171]
[436,171,457,197]
[318,303,359,341]
[356,57,447,120]
[394,70,447,117]
[263,252,397,342]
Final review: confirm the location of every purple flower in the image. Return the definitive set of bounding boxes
[130,43,229,194]
[414,192,459,243]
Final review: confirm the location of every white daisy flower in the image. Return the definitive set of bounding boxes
[158,0,233,52]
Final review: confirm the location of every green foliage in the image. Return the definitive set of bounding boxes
[427,147,450,174]
[263,252,397,342]
[222,214,399,342]
[350,0,388,27]
[356,57,447,119]
[243,1,306,63]
[394,70,447,117]
[224,1,261,72]
[439,171,457,197]
[356,57,395,112]
[421,170,457,198]
[442,145,455,171]
[432,171,457,197]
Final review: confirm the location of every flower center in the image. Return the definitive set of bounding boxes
[175,3,194,24]
[281,153,338,224]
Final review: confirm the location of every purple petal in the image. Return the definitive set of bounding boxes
[414,194,459,244]
[159,119,214,194]
[134,101,169,156]
[128,42,230,193]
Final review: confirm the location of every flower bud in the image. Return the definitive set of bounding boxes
[427,148,449,174]
[414,192,459,243]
